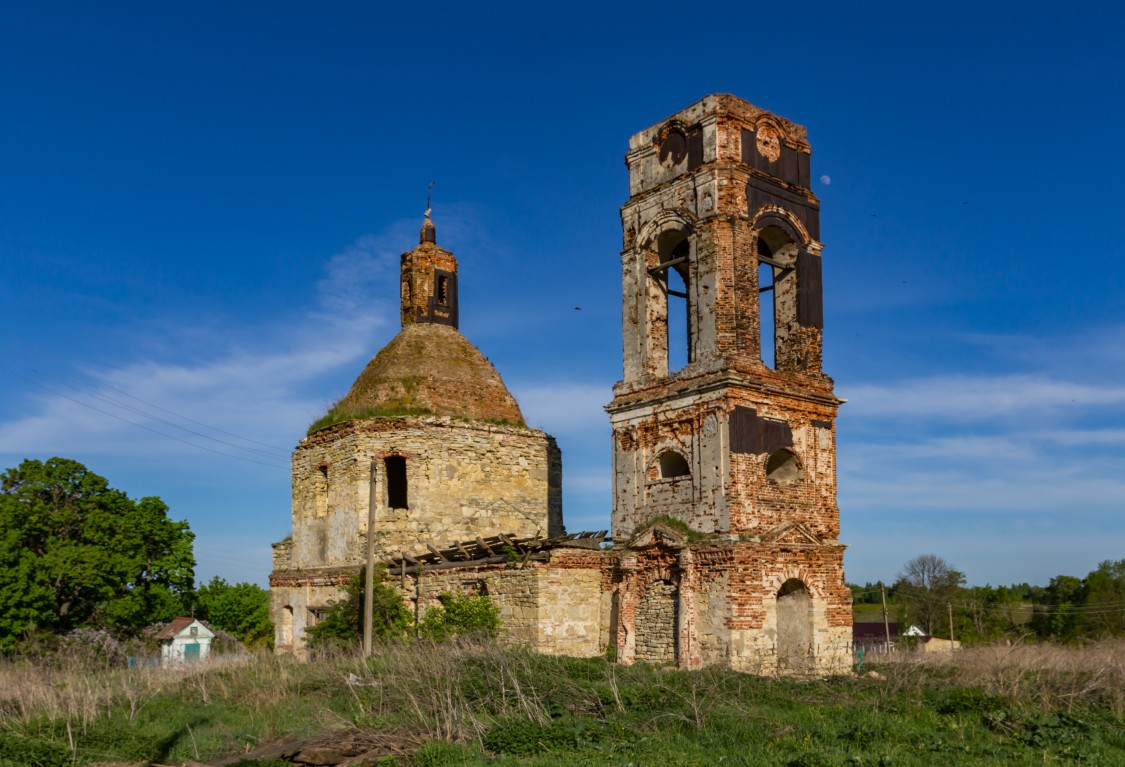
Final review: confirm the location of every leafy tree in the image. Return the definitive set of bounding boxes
[1027,562,1125,640]
[956,584,1027,643]
[895,554,964,636]
[305,566,410,649]
[847,581,888,605]
[1031,574,1084,640]
[418,591,501,642]
[1078,559,1125,637]
[195,577,273,648]
[0,458,195,649]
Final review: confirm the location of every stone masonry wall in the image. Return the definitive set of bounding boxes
[269,568,352,657]
[634,580,677,662]
[287,416,561,570]
[396,555,607,657]
[405,565,541,647]
[273,550,610,658]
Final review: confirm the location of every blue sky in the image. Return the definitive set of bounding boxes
[1,2,1123,588]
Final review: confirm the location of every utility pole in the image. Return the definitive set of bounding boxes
[948,602,955,653]
[881,584,892,650]
[363,459,377,657]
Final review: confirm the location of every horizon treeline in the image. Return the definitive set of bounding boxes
[850,557,1125,644]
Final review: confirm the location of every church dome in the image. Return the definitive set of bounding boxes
[313,322,525,431]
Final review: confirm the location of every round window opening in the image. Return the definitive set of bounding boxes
[659,450,690,479]
[765,450,802,484]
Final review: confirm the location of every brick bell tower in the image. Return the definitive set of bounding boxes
[607,95,850,673]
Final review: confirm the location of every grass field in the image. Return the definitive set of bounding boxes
[1,640,1123,766]
[852,605,886,623]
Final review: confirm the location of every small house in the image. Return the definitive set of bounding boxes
[900,625,961,652]
[154,617,214,665]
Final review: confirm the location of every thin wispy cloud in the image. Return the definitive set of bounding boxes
[510,382,609,438]
[0,205,530,465]
[843,375,1125,421]
[838,327,1125,583]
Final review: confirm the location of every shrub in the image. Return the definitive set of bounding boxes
[306,567,411,650]
[414,740,478,767]
[418,592,500,642]
[0,734,72,767]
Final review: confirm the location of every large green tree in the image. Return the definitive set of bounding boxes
[0,457,195,649]
[195,577,273,648]
[1080,559,1125,637]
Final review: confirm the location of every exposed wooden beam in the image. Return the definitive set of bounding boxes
[647,255,688,274]
[757,254,794,270]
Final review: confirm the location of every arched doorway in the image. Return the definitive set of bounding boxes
[279,605,294,648]
[634,579,678,663]
[776,579,813,672]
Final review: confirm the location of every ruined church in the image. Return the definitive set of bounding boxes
[270,94,852,674]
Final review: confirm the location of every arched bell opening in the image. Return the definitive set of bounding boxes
[755,225,799,370]
[649,230,693,375]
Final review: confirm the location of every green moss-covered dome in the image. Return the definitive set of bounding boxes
[311,323,525,432]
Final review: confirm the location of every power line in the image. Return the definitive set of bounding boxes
[0,365,289,470]
[90,372,288,453]
[20,365,288,460]
[0,329,291,457]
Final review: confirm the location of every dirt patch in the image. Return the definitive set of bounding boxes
[165,729,427,766]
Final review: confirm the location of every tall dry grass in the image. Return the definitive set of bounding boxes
[877,637,1125,716]
[347,640,596,744]
[0,656,163,731]
[0,651,320,732]
[0,641,574,749]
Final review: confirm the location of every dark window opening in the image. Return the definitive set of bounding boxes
[316,463,329,517]
[385,456,408,509]
[659,450,691,479]
[436,275,449,306]
[659,128,687,166]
